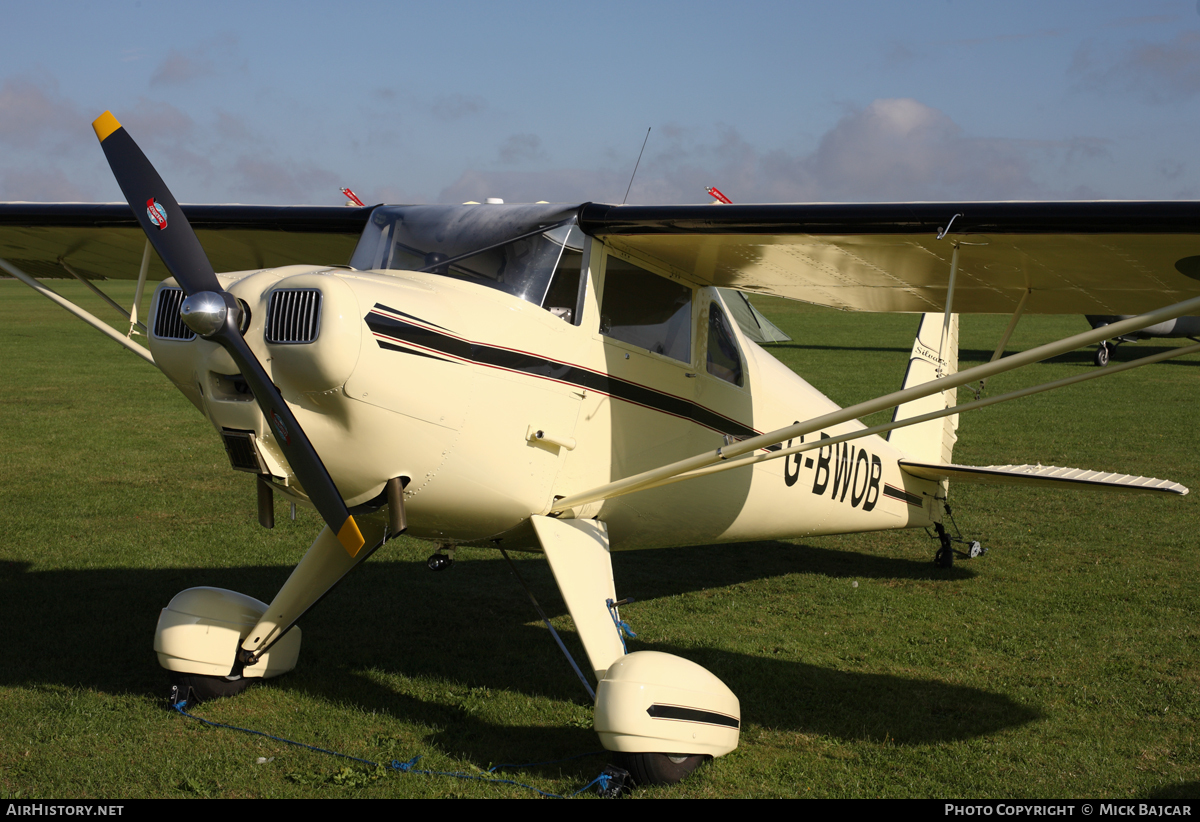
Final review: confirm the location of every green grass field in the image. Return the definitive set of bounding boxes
[1,278,1198,798]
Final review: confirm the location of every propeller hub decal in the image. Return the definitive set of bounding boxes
[146,198,168,230]
[270,410,291,445]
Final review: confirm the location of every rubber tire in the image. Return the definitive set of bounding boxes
[170,673,253,706]
[617,752,710,786]
[935,544,954,569]
[1094,343,1110,367]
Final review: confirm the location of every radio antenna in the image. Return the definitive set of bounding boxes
[622,127,651,205]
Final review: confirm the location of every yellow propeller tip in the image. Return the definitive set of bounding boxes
[92,111,122,142]
[337,516,366,557]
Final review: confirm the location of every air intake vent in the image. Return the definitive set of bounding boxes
[221,429,268,473]
[265,288,322,344]
[153,287,196,340]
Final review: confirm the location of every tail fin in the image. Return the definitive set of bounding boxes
[888,313,959,465]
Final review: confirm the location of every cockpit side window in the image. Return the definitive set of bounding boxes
[541,245,582,324]
[599,254,692,363]
[707,302,744,386]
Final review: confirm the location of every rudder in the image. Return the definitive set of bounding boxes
[888,313,959,466]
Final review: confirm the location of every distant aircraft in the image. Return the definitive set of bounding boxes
[0,112,1197,786]
[1086,314,1200,366]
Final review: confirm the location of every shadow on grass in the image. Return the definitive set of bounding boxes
[2,543,1027,771]
[1144,782,1200,800]
[657,643,1039,747]
[616,540,975,602]
[1038,344,1200,369]
[769,341,1200,369]
[763,342,911,356]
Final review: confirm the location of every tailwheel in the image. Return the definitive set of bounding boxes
[169,673,253,707]
[617,752,710,786]
[934,522,954,569]
[1094,342,1111,367]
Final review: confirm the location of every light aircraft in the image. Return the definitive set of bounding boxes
[1085,313,1200,366]
[2,112,1199,786]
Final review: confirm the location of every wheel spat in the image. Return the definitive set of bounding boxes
[92,111,364,557]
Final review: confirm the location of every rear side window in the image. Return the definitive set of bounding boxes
[707,303,744,386]
[600,255,692,362]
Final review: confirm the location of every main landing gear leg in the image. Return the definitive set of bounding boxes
[155,519,387,707]
[530,515,740,786]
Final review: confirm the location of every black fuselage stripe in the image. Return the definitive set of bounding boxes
[646,703,740,729]
[376,339,460,364]
[883,483,923,506]
[366,307,758,439]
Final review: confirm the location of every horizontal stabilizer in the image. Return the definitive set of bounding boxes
[899,461,1188,495]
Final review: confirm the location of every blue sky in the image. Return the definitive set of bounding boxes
[3,0,1199,206]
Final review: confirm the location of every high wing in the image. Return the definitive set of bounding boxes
[10,200,1200,315]
[579,202,1200,314]
[0,203,372,281]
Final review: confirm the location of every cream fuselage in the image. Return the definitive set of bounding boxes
[148,253,939,552]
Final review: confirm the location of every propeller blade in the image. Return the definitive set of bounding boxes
[92,111,365,557]
[92,111,220,297]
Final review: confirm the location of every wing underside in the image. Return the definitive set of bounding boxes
[9,200,1200,316]
[0,203,371,281]
[580,201,1200,315]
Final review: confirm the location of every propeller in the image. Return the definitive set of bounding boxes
[92,111,365,557]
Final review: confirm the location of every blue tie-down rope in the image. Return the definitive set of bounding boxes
[606,598,637,653]
[171,701,613,797]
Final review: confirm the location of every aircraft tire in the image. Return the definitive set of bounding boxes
[169,673,253,707]
[1094,343,1110,367]
[617,752,710,786]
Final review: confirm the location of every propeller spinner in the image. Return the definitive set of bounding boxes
[92,111,365,557]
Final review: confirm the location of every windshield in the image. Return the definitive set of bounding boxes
[350,204,584,309]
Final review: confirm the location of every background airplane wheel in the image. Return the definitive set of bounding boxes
[1094,343,1110,367]
[169,673,252,707]
[617,752,710,786]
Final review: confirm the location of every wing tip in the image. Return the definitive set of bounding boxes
[92,111,121,142]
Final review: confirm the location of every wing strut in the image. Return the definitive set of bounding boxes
[129,239,152,336]
[0,257,156,366]
[56,256,148,335]
[978,287,1031,396]
[605,338,1200,497]
[939,242,959,370]
[550,294,1200,513]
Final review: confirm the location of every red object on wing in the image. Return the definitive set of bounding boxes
[340,187,365,207]
[705,186,732,204]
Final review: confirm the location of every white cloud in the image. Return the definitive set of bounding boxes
[0,77,81,150]
[231,155,340,203]
[149,33,244,87]
[787,98,1041,201]
[1071,31,1200,102]
[434,99,1079,204]
[429,93,486,121]
[497,134,546,165]
[0,165,94,201]
[437,168,626,205]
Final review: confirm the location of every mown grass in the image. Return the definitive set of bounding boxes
[1,279,1198,798]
